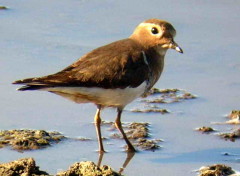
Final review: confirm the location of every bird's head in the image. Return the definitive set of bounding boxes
[130,19,183,55]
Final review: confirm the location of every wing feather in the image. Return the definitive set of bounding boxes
[13,39,150,90]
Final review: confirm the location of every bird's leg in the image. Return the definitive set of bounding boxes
[94,105,105,153]
[97,151,104,167]
[115,108,136,152]
[119,151,135,174]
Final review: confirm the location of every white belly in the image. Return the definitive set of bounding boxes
[43,82,147,108]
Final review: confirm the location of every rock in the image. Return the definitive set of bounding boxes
[110,122,161,151]
[131,108,169,114]
[126,122,149,139]
[148,88,179,95]
[145,88,196,103]
[0,129,65,151]
[56,161,120,176]
[226,110,240,124]
[198,164,236,176]
[0,6,7,10]
[0,158,49,176]
[197,126,215,133]
[134,138,161,151]
[228,110,240,119]
[219,128,240,142]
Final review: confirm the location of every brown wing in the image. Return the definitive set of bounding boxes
[13,39,150,90]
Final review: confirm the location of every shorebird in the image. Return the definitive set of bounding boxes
[13,19,183,153]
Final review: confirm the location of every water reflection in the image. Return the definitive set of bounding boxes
[97,151,135,174]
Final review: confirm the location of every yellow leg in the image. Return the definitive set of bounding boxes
[94,106,105,153]
[115,108,136,152]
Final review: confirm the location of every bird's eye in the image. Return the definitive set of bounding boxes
[151,27,159,34]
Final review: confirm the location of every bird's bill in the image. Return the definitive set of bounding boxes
[171,41,183,54]
[162,41,183,54]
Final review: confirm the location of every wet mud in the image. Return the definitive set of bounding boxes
[109,122,161,151]
[196,126,215,133]
[131,108,169,114]
[0,158,49,176]
[0,6,7,10]
[197,109,240,142]
[220,128,240,142]
[197,164,237,176]
[131,88,196,113]
[0,158,121,176]
[57,161,121,176]
[226,110,240,124]
[0,130,65,151]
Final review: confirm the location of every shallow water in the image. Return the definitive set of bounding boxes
[0,0,240,175]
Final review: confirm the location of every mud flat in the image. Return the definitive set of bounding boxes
[197,164,239,176]
[0,158,48,176]
[131,88,196,114]
[0,129,65,151]
[196,126,215,133]
[220,128,240,142]
[57,161,121,176]
[0,158,121,176]
[0,6,7,10]
[109,122,161,151]
[226,110,240,124]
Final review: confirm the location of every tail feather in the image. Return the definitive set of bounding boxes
[13,77,49,91]
[16,85,48,91]
[12,78,36,84]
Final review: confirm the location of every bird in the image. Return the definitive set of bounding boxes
[13,18,183,153]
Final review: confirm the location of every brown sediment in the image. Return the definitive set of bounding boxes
[196,126,215,133]
[134,138,161,151]
[198,164,236,176]
[0,6,7,10]
[110,122,161,151]
[134,88,196,114]
[126,122,149,139]
[110,122,150,139]
[56,161,121,176]
[148,88,179,95]
[228,110,240,119]
[0,129,65,151]
[226,110,240,124]
[0,158,49,176]
[131,108,169,114]
[146,88,196,103]
[74,137,92,141]
[219,128,240,142]
[142,98,166,103]
[0,158,121,176]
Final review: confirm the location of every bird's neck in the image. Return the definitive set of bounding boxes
[154,45,168,57]
[143,47,165,91]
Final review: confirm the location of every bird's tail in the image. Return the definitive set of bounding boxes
[16,85,47,91]
[13,78,47,91]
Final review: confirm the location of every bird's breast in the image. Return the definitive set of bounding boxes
[144,51,165,92]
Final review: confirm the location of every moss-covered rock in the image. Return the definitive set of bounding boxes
[198,164,236,176]
[131,108,169,114]
[56,161,121,176]
[0,6,7,10]
[228,110,240,119]
[197,126,215,133]
[0,158,49,176]
[0,129,65,151]
[220,128,240,142]
[110,122,161,151]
